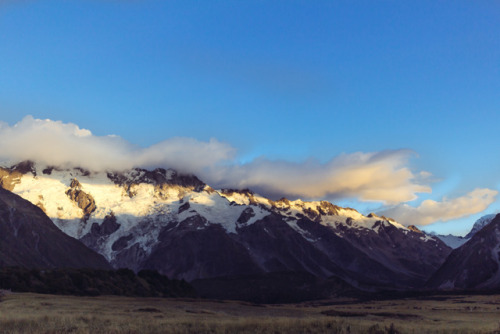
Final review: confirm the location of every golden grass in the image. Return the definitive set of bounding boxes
[1,293,500,333]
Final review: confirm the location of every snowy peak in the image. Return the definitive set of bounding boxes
[10,160,37,175]
[407,225,423,233]
[0,160,427,241]
[219,188,266,206]
[465,214,497,239]
[0,161,273,260]
[218,188,409,233]
[0,160,419,240]
[0,162,30,191]
[433,213,498,249]
[367,212,396,223]
[107,167,205,190]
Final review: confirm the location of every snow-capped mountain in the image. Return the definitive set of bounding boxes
[432,214,497,249]
[427,213,500,290]
[465,214,497,239]
[0,161,451,289]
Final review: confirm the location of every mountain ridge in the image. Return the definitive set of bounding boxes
[0,161,451,291]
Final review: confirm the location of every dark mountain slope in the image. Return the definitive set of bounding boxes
[427,214,500,290]
[0,187,110,269]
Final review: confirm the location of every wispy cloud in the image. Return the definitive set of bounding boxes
[1,116,432,204]
[379,188,498,226]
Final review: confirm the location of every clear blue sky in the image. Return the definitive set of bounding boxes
[1,1,499,235]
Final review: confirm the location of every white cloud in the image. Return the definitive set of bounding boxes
[0,116,235,173]
[379,188,498,226]
[0,116,139,171]
[209,151,431,204]
[139,137,236,173]
[0,116,432,204]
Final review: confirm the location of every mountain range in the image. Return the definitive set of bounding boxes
[1,160,499,298]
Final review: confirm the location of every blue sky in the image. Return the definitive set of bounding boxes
[1,1,499,235]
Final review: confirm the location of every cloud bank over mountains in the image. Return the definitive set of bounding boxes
[0,116,235,172]
[213,151,431,204]
[0,116,497,226]
[379,188,498,226]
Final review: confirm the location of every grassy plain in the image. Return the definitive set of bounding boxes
[1,292,500,333]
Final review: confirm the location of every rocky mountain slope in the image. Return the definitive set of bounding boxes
[0,161,451,290]
[0,186,110,269]
[427,214,500,290]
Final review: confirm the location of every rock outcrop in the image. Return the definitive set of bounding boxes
[66,178,96,220]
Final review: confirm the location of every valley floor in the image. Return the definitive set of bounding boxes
[0,292,500,333]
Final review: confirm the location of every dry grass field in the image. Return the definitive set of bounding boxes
[1,292,500,333]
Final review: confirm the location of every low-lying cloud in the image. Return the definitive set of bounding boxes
[212,152,431,203]
[379,188,498,226]
[1,116,432,204]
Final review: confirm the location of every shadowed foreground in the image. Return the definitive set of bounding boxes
[1,293,500,334]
